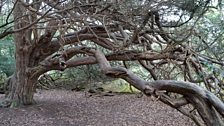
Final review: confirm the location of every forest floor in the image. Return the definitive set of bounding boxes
[0,89,195,126]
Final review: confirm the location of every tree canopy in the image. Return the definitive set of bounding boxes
[0,0,224,125]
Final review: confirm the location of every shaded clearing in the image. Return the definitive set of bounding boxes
[0,90,195,126]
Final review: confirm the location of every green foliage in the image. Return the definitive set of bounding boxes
[38,65,112,89]
[0,39,15,78]
[0,12,15,87]
[65,65,108,82]
[102,79,140,93]
[202,60,224,80]
[195,8,224,58]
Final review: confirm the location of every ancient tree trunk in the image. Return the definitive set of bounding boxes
[0,1,40,107]
[0,0,60,107]
[2,31,40,107]
[4,74,38,107]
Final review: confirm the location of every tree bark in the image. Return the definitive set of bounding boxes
[0,0,41,107]
[91,49,224,126]
[3,74,38,107]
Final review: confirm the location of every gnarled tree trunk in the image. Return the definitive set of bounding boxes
[2,33,41,107]
[1,1,42,107]
[4,74,38,107]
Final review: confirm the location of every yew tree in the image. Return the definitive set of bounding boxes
[1,0,224,125]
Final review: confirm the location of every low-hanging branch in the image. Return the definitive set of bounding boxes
[85,49,224,126]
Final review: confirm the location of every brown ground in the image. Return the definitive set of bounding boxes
[0,90,195,126]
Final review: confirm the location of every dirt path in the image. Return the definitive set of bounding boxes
[0,90,195,126]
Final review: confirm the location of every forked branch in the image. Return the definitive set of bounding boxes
[92,49,224,126]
